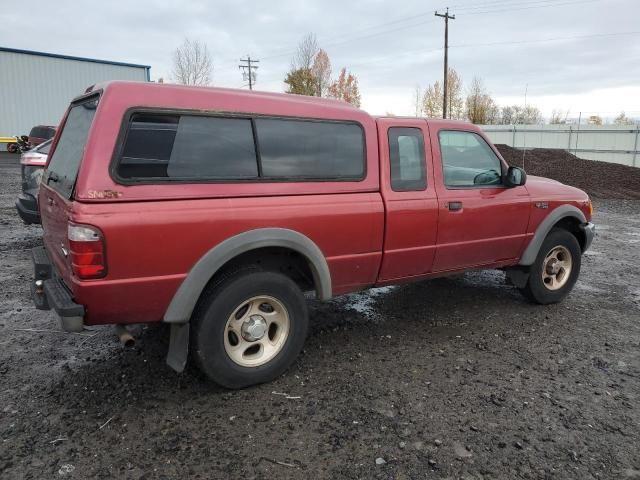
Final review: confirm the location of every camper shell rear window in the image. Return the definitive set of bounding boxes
[44,96,99,199]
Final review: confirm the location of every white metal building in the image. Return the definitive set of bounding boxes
[0,47,150,135]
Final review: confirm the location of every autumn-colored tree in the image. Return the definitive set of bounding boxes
[446,69,464,120]
[465,76,498,124]
[614,112,634,125]
[327,68,361,107]
[311,49,332,97]
[588,115,603,125]
[422,81,443,118]
[284,68,318,96]
[420,69,463,119]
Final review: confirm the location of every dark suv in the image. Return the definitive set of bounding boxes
[28,125,57,147]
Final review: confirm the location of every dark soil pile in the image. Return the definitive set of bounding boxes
[495,144,640,200]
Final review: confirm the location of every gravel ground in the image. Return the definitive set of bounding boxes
[1,152,639,480]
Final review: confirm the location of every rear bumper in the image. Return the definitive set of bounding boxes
[580,222,595,253]
[31,246,85,332]
[15,193,41,225]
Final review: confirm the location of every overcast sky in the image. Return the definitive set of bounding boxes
[2,0,639,119]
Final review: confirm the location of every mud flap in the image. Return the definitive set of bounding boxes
[166,323,190,373]
[506,268,530,288]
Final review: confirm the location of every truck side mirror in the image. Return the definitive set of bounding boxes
[505,166,527,187]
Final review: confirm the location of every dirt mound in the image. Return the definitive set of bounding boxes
[496,144,640,200]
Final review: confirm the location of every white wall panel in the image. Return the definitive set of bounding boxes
[0,49,148,135]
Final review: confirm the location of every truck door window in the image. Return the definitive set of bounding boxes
[388,127,426,191]
[438,130,503,188]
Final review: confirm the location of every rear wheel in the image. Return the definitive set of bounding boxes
[519,228,581,304]
[191,269,308,389]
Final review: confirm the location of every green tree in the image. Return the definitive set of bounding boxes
[284,68,318,96]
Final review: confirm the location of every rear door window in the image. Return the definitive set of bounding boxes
[45,97,98,199]
[388,127,426,191]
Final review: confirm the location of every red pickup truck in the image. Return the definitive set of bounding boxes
[32,81,594,388]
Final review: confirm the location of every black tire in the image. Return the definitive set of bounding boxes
[191,269,308,389]
[519,228,581,305]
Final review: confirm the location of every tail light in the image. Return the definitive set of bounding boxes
[20,153,47,166]
[68,223,106,279]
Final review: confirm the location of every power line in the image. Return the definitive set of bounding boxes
[450,30,640,48]
[238,56,259,90]
[459,0,599,16]
[261,17,437,61]
[438,0,599,12]
[435,8,455,119]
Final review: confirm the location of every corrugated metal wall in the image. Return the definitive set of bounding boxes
[480,124,640,168]
[0,50,148,135]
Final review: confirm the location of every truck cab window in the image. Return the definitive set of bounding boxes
[439,130,503,188]
[388,127,426,191]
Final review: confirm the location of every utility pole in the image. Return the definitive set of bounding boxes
[239,56,259,90]
[435,8,455,119]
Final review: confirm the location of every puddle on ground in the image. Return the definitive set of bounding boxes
[339,286,395,317]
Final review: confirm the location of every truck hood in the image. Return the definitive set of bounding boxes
[525,175,589,201]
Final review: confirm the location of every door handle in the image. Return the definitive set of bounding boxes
[447,201,463,211]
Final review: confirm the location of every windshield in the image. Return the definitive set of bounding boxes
[45,97,98,199]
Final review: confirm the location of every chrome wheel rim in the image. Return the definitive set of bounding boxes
[223,295,290,367]
[541,245,572,291]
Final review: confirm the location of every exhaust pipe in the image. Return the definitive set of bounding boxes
[114,325,135,348]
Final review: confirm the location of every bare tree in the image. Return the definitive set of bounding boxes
[549,109,570,124]
[500,105,543,125]
[614,112,634,125]
[171,38,213,86]
[293,33,319,70]
[413,86,423,117]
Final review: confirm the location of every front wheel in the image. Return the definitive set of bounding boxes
[519,228,582,304]
[191,269,308,389]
